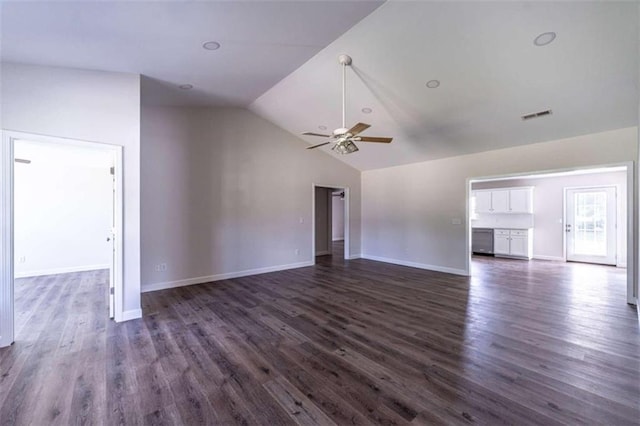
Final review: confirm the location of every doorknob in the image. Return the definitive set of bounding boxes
[107,237,111,242]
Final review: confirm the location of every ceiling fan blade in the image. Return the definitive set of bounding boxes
[302,132,331,137]
[306,142,331,150]
[356,136,393,143]
[347,122,371,136]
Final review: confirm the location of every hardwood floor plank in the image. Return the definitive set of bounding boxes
[1,251,638,425]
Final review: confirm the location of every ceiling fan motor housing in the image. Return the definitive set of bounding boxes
[338,54,352,66]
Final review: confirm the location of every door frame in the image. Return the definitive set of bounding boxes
[0,131,124,347]
[311,183,350,262]
[563,185,619,266]
[466,161,635,306]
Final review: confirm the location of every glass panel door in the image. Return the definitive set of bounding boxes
[566,187,616,265]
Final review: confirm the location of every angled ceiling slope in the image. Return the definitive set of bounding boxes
[0,1,384,106]
[250,2,639,171]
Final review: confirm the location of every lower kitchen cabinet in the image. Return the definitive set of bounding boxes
[494,229,532,259]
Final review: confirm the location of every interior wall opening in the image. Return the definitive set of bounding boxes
[13,139,115,341]
[467,164,635,305]
[1,133,124,348]
[312,184,349,263]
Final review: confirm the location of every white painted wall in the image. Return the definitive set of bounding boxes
[362,127,637,276]
[14,140,113,277]
[332,193,345,241]
[472,171,627,265]
[140,106,361,291]
[1,62,141,317]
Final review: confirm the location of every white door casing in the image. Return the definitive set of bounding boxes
[0,131,124,348]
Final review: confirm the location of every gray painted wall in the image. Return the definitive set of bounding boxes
[141,106,361,290]
[362,127,637,276]
[2,62,142,316]
[332,193,345,241]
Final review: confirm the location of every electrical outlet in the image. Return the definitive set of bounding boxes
[160,263,167,272]
[295,249,299,256]
[18,256,26,264]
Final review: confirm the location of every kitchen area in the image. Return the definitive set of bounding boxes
[470,167,627,267]
[471,186,534,259]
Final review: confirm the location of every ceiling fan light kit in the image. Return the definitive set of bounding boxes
[303,54,392,154]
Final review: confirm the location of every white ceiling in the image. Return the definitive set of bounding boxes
[1,1,383,106]
[2,2,638,171]
[251,1,639,170]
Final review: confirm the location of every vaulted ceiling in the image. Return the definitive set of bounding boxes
[250,2,639,170]
[2,1,638,171]
[1,1,383,106]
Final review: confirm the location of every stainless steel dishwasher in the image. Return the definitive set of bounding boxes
[472,228,494,255]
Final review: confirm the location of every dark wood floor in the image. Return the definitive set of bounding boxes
[1,252,638,425]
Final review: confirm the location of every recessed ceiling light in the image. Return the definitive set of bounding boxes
[426,80,440,89]
[534,32,556,47]
[361,107,373,114]
[318,125,327,130]
[179,84,193,90]
[202,41,221,50]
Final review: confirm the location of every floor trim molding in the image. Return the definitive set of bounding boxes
[361,254,468,276]
[532,255,565,262]
[15,264,111,278]
[142,260,315,293]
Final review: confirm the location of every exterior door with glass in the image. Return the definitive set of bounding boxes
[565,187,616,265]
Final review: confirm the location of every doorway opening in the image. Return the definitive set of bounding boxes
[0,132,124,347]
[467,163,635,305]
[312,184,350,263]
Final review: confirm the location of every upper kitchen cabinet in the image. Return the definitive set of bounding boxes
[509,188,532,213]
[473,187,533,214]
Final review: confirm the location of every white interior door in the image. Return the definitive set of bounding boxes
[108,164,115,318]
[566,187,616,265]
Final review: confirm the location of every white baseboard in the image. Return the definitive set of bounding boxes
[332,238,344,242]
[315,250,331,256]
[118,308,142,322]
[347,253,361,260]
[361,254,468,276]
[532,255,565,262]
[142,260,314,293]
[15,264,110,278]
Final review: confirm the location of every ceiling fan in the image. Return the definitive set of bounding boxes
[302,54,392,154]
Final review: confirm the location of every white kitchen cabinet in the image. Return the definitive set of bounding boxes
[493,230,511,255]
[491,190,510,213]
[472,187,533,214]
[494,229,532,259]
[474,191,493,213]
[509,188,532,213]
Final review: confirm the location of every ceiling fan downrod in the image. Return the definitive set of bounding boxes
[338,54,352,131]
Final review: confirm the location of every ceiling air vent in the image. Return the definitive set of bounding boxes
[521,109,552,121]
